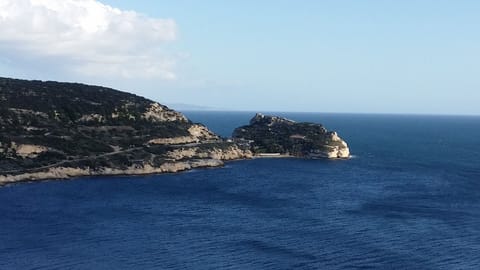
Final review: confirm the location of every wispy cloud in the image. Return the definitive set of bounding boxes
[0,0,179,79]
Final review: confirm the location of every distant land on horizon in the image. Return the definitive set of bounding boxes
[165,103,220,111]
[175,106,480,117]
[2,76,478,117]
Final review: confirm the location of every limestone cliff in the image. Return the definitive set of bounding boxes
[233,113,350,159]
[0,77,251,184]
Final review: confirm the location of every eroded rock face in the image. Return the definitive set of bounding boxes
[142,103,188,122]
[326,132,350,158]
[148,124,220,145]
[166,145,253,161]
[233,113,350,159]
[13,144,48,159]
[196,145,253,160]
[187,124,219,141]
[148,136,198,145]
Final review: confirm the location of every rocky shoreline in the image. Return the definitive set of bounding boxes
[0,159,229,186]
[0,144,253,185]
[0,153,350,186]
[0,77,350,186]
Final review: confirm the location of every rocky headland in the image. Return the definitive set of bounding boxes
[233,113,350,159]
[0,77,252,185]
[0,77,350,185]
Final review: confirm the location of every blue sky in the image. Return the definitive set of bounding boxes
[1,0,479,114]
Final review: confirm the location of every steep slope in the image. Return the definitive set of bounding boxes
[233,113,350,158]
[0,77,251,184]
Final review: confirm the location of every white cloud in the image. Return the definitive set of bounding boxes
[0,0,179,79]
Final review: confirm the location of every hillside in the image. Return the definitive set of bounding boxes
[0,77,251,184]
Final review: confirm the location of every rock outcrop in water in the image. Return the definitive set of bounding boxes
[0,77,252,184]
[233,113,350,159]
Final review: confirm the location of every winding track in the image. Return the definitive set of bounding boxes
[1,140,221,175]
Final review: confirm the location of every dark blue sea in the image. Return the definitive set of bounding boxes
[1,112,480,269]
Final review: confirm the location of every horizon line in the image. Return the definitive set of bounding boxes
[176,108,480,118]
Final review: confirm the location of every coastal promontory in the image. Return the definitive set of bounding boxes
[0,77,252,184]
[233,113,350,159]
[0,77,351,185]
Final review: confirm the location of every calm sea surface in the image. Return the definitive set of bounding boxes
[1,112,480,269]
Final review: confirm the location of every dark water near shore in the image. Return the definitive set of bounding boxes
[1,112,480,269]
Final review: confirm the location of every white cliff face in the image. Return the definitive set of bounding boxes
[0,167,90,183]
[327,132,350,158]
[148,124,220,145]
[337,146,350,158]
[4,143,48,159]
[167,145,253,161]
[204,146,253,160]
[142,103,188,122]
[322,145,350,159]
[187,125,219,141]
[167,148,198,160]
[15,144,48,158]
[305,132,350,159]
